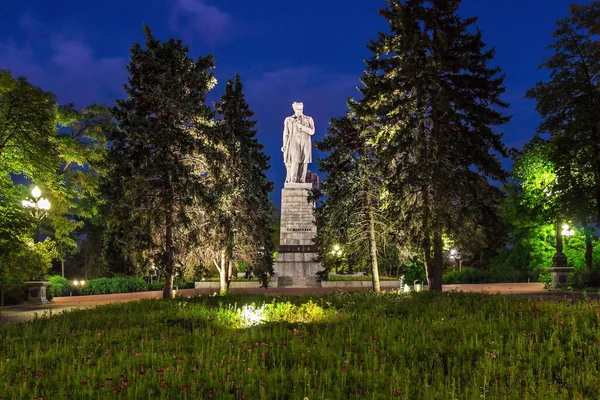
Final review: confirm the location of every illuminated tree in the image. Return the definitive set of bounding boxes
[526,2,600,226]
[103,26,217,299]
[353,0,509,290]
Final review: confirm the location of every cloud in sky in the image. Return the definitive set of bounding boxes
[170,0,233,45]
[0,35,127,107]
[245,66,359,130]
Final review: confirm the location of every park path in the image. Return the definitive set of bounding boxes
[0,283,547,325]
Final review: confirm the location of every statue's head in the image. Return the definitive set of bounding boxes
[292,102,304,115]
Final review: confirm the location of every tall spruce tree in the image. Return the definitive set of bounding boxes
[526,2,600,226]
[103,26,216,299]
[203,75,274,293]
[314,114,391,292]
[353,0,510,290]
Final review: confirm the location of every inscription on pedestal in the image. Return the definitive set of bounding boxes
[274,183,322,279]
[278,244,318,253]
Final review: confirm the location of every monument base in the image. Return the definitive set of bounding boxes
[274,182,323,287]
[25,281,51,304]
[547,267,572,289]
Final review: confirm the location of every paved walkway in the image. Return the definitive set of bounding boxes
[0,283,551,325]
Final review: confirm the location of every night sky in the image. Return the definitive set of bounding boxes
[1,0,591,207]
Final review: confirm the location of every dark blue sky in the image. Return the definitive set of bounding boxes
[1,0,590,206]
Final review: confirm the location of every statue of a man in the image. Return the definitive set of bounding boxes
[282,102,315,183]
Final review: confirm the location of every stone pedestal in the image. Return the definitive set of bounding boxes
[24,281,51,304]
[274,183,322,286]
[547,267,572,289]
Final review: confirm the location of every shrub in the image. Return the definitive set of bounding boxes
[147,280,164,292]
[442,267,526,284]
[0,283,25,306]
[569,267,590,289]
[399,258,427,284]
[328,275,396,281]
[80,277,147,295]
[46,275,71,299]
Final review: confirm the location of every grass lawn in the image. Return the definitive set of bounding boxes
[1,291,600,399]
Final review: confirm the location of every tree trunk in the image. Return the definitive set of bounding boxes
[61,259,65,277]
[429,231,444,291]
[595,159,600,226]
[219,250,229,294]
[163,272,174,299]
[0,284,4,307]
[584,225,600,286]
[162,211,175,299]
[227,260,233,292]
[423,239,432,288]
[366,187,381,293]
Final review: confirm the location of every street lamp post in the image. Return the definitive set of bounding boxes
[449,248,462,271]
[22,186,52,303]
[330,245,343,274]
[70,280,86,296]
[548,221,574,289]
[150,263,157,286]
[22,186,51,244]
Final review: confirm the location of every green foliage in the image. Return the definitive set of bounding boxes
[46,275,70,299]
[0,181,58,305]
[442,267,527,284]
[314,115,389,292]
[79,277,147,295]
[49,104,112,266]
[327,275,397,281]
[398,257,427,284]
[526,1,600,225]
[202,74,275,290]
[563,230,600,270]
[344,0,510,290]
[569,268,590,289]
[5,292,600,398]
[512,138,557,221]
[0,70,58,185]
[262,300,329,324]
[102,26,217,298]
[494,183,555,278]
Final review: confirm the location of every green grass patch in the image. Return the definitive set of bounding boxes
[1,291,600,398]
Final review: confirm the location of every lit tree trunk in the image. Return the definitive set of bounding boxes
[162,209,175,299]
[429,231,444,291]
[423,236,432,287]
[366,187,381,293]
[61,259,65,278]
[227,260,233,292]
[219,250,229,294]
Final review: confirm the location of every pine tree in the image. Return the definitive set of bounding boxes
[102,26,217,299]
[354,0,509,290]
[314,114,391,292]
[526,2,600,226]
[203,74,274,293]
